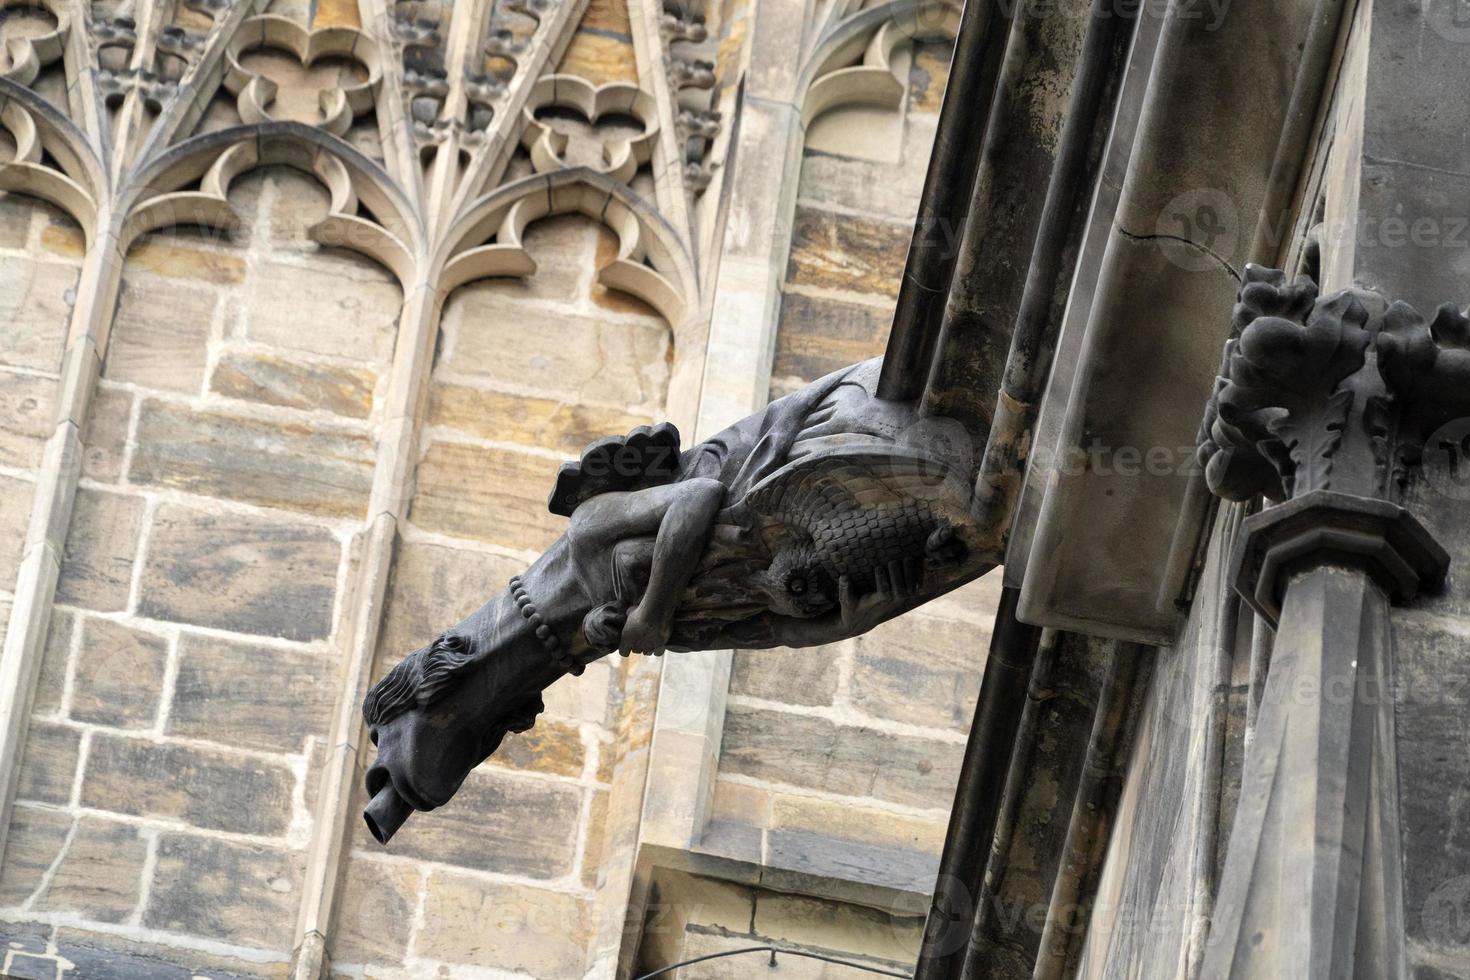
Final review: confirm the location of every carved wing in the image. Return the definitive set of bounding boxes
[744,446,973,575]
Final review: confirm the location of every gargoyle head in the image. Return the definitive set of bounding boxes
[361,594,562,844]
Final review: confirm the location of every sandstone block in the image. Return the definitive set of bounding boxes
[139,504,341,642]
[785,205,910,299]
[558,31,638,85]
[167,633,333,753]
[70,619,168,728]
[328,857,418,966]
[17,721,81,805]
[358,767,580,878]
[375,539,525,662]
[0,257,76,373]
[56,488,144,612]
[144,835,301,951]
[105,276,215,393]
[125,233,247,285]
[0,806,69,907]
[0,474,33,585]
[55,928,273,980]
[3,952,57,979]
[429,382,653,456]
[753,891,922,963]
[490,718,586,779]
[81,385,133,482]
[719,705,963,810]
[851,612,985,732]
[415,871,590,975]
[908,42,951,114]
[32,608,72,717]
[246,259,399,362]
[773,292,890,392]
[730,645,839,707]
[130,401,374,518]
[82,733,295,836]
[444,283,669,409]
[35,816,146,923]
[0,191,33,247]
[410,440,566,551]
[0,369,57,469]
[211,350,375,419]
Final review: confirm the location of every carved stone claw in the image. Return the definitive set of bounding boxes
[926,522,965,564]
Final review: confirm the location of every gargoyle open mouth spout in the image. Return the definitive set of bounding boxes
[361,577,567,844]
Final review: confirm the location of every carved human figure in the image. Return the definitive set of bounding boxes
[363,358,992,843]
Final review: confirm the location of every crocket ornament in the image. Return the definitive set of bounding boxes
[362,357,997,842]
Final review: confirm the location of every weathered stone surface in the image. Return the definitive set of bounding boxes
[0,257,75,373]
[1394,613,1470,953]
[38,213,83,258]
[81,385,133,482]
[557,20,636,86]
[376,539,525,663]
[0,474,33,585]
[329,857,418,966]
[429,382,654,456]
[0,917,48,955]
[0,191,34,247]
[908,42,952,115]
[730,645,839,707]
[0,370,57,469]
[167,634,333,753]
[445,216,599,308]
[753,891,923,963]
[106,277,215,393]
[82,734,295,836]
[70,619,168,728]
[582,788,609,889]
[56,488,144,612]
[130,401,374,518]
[415,871,591,975]
[139,504,341,642]
[785,205,910,299]
[55,928,276,980]
[35,816,146,922]
[211,350,375,419]
[3,951,57,979]
[358,768,580,878]
[490,717,586,779]
[444,288,669,410]
[771,292,890,399]
[32,608,72,717]
[767,794,943,892]
[17,721,81,805]
[660,930,910,980]
[126,234,247,285]
[145,835,301,951]
[851,612,986,731]
[719,705,962,810]
[410,440,567,551]
[246,258,399,362]
[0,806,69,907]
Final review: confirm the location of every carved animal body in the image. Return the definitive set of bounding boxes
[361,357,995,843]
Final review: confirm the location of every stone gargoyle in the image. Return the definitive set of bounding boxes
[362,357,998,843]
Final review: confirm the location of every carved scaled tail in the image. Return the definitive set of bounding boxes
[547,421,683,517]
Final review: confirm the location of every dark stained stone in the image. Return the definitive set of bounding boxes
[144,835,301,951]
[771,292,890,398]
[56,488,145,612]
[785,205,910,299]
[139,504,340,642]
[0,806,70,907]
[167,634,333,753]
[729,645,839,707]
[850,612,985,731]
[81,734,294,836]
[56,928,269,980]
[16,721,81,805]
[129,400,374,518]
[70,619,168,729]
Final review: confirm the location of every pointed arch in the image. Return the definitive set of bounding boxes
[0,76,103,231]
[120,121,425,285]
[438,166,697,325]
